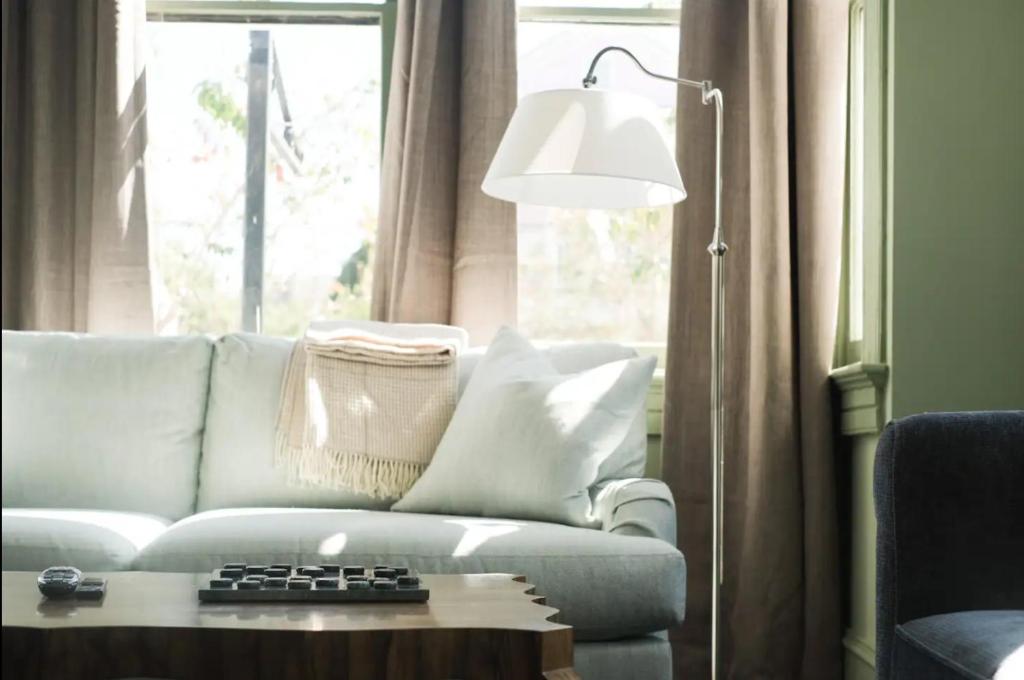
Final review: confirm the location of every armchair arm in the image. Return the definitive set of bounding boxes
[591,478,677,546]
[874,411,1024,680]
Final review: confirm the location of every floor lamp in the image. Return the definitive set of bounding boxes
[482,46,726,680]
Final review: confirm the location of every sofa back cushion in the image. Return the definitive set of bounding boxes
[1,332,213,519]
[196,334,391,511]
[197,333,648,512]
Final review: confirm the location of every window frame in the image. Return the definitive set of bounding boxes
[146,0,396,332]
[517,5,679,26]
[830,0,889,436]
[836,0,886,370]
[842,0,867,364]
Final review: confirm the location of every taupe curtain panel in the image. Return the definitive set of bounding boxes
[372,0,518,344]
[663,1,847,678]
[1,0,154,333]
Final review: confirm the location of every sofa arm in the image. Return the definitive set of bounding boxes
[874,411,1024,680]
[591,478,677,546]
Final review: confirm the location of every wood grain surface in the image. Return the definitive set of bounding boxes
[2,571,578,680]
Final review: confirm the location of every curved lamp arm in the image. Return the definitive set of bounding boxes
[580,45,724,251]
[583,45,706,94]
[583,44,728,680]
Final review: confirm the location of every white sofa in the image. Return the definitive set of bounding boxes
[1,331,685,679]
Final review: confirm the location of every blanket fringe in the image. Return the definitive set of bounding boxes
[274,431,425,500]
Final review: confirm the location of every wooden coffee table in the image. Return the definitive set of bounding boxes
[2,571,578,680]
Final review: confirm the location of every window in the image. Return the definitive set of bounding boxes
[146,1,395,336]
[830,0,887,436]
[516,1,681,346]
[839,1,864,366]
[845,0,866,361]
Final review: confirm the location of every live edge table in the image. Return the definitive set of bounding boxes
[1,571,579,680]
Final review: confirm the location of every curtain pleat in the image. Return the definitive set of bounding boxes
[372,0,517,344]
[1,0,154,333]
[663,1,847,677]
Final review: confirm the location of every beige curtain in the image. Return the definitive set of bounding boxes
[1,0,154,333]
[663,1,847,678]
[372,0,517,344]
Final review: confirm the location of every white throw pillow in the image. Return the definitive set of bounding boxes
[392,327,656,526]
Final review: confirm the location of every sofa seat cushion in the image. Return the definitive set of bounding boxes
[1,509,171,571]
[575,635,672,680]
[895,610,1024,680]
[134,508,686,640]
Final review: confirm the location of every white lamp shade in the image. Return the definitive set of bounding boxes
[482,88,685,209]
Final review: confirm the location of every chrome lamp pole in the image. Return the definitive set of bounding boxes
[583,46,726,680]
[481,45,726,678]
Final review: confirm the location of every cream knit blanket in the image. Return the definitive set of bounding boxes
[275,321,466,499]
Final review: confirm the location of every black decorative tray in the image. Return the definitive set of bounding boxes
[197,563,429,603]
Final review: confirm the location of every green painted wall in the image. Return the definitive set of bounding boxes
[843,1,1024,677]
[889,0,1024,417]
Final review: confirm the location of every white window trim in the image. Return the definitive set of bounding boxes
[518,5,679,26]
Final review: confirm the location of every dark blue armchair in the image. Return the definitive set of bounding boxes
[874,411,1024,679]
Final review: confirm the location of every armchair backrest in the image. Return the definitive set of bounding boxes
[873,410,1024,679]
